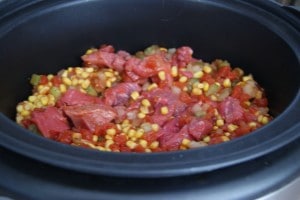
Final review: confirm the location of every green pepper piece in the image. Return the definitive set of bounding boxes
[86,85,98,96]
[30,74,41,86]
[50,86,61,99]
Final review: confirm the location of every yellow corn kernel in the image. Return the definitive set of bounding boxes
[182,138,191,146]
[128,129,136,138]
[145,148,152,153]
[224,132,231,137]
[136,129,145,138]
[106,128,116,136]
[85,67,94,73]
[67,67,73,72]
[122,126,131,134]
[130,91,140,100]
[16,115,23,123]
[71,79,78,86]
[197,83,205,89]
[242,75,253,82]
[140,106,149,114]
[244,101,251,107]
[151,123,160,132]
[126,140,137,149]
[203,82,209,91]
[72,132,82,143]
[40,96,49,106]
[203,136,211,143]
[135,130,144,139]
[257,115,264,123]
[179,76,188,83]
[193,71,204,78]
[159,47,167,52]
[81,79,91,89]
[81,71,90,79]
[248,122,257,128]
[21,110,30,116]
[75,67,83,75]
[59,84,67,93]
[210,95,218,101]
[158,71,166,81]
[139,139,148,148]
[62,77,72,86]
[105,135,113,140]
[141,99,151,107]
[106,80,112,88]
[28,95,37,103]
[110,76,117,83]
[147,83,158,91]
[104,71,114,78]
[37,85,50,94]
[216,119,224,127]
[137,112,146,119]
[16,104,23,112]
[160,106,169,115]
[223,78,231,88]
[85,49,95,55]
[105,139,114,149]
[149,141,159,149]
[95,146,106,151]
[261,116,269,125]
[92,135,99,142]
[228,124,238,132]
[221,136,230,142]
[61,70,68,78]
[47,74,54,80]
[203,65,212,73]
[171,66,178,77]
[255,91,263,99]
[192,88,202,95]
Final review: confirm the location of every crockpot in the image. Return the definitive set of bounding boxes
[0,0,299,199]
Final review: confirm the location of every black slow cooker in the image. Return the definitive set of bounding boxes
[0,0,299,199]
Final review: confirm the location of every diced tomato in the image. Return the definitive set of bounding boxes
[39,75,48,85]
[254,98,268,107]
[114,134,128,145]
[235,121,251,136]
[56,130,73,144]
[201,73,215,84]
[51,76,62,86]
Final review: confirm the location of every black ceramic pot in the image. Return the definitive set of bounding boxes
[0,0,299,178]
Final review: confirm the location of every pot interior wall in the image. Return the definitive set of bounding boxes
[0,0,299,119]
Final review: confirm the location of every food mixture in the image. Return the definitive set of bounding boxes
[16,45,272,152]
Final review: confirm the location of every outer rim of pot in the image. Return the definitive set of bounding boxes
[0,0,299,178]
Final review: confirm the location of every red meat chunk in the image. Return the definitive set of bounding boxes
[31,107,70,138]
[172,46,194,68]
[56,89,102,107]
[188,119,213,140]
[104,82,141,106]
[218,97,244,123]
[81,45,130,72]
[63,103,117,132]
